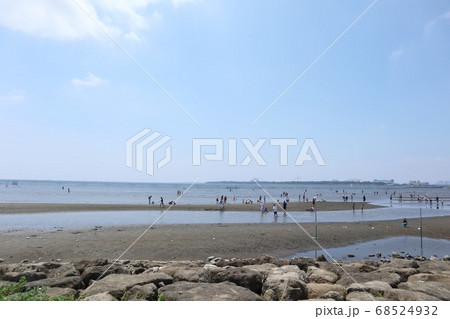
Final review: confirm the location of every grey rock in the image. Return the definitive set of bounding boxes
[122,283,158,301]
[262,270,308,301]
[46,287,78,299]
[0,259,4,263]
[34,262,80,278]
[346,291,386,301]
[306,283,346,300]
[376,267,419,282]
[2,271,47,282]
[82,273,173,299]
[342,261,379,273]
[408,273,450,284]
[81,265,130,287]
[443,255,450,261]
[316,254,327,262]
[307,266,339,284]
[418,260,450,273]
[337,271,401,287]
[73,259,108,273]
[173,267,206,283]
[384,258,419,269]
[384,289,441,301]
[242,263,277,276]
[347,281,393,296]
[26,275,84,290]
[83,292,117,301]
[321,290,345,301]
[158,281,262,301]
[398,281,450,300]
[289,257,318,271]
[205,266,263,294]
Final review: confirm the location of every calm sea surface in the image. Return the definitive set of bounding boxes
[1,179,449,206]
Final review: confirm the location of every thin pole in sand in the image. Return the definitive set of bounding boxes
[311,207,318,258]
[420,208,423,257]
[312,206,318,240]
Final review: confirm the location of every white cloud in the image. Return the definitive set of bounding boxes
[388,47,404,62]
[171,0,202,8]
[425,10,450,33]
[0,91,25,104]
[0,0,175,41]
[72,73,107,87]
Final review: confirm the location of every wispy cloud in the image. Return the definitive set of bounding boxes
[425,10,450,33]
[71,73,107,87]
[171,0,202,8]
[0,91,25,104]
[0,0,190,41]
[389,47,404,62]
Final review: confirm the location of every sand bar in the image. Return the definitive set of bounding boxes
[0,201,381,215]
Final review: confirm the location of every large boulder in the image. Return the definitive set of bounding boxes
[398,282,450,301]
[173,267,207,283]
[375,267,419,282]
[347,281,393,297]
[346,291,387,301]
[25,275,84,290]
[407,273,450,284]
[242,263,277,277]
[2,271,47,282]
[289,257,318,271]
[205,266,263,294]
[73,259,108,273]
[82,273,173,299]
[46,287,78,299]
[80,265,131,287]
[341,261,379,273]
[82,292,117,301]
[34,262,80,278]
[122,283,158,301]
[158,281,262,301]
[418,260,450,274]
[383,289,441,301]
[337,271,401,287]
[262,268,308,301]
[386,258,419,269]
[307,266,339,284]
[307,283,346,300]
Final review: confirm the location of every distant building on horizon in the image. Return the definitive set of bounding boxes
[409,180,429,186]
[373,179,394,184]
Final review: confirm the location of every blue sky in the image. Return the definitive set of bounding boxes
[0,0,449,183]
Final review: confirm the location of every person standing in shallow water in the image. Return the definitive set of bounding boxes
[273,204,278,216]
[160,197,165,208]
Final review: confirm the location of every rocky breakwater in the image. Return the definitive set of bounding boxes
[0,255,449,301]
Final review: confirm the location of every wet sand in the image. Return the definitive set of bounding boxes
[0,201,381,214]
[1,216,449,264]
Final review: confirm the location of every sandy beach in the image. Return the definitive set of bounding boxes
[1,215,449,264]
[0,201,381,214]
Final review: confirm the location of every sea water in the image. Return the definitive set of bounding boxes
[1,179,449,206]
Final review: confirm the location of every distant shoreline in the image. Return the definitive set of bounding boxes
[0,201,383,215]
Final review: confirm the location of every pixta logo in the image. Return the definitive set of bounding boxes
[126,128,172,176]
